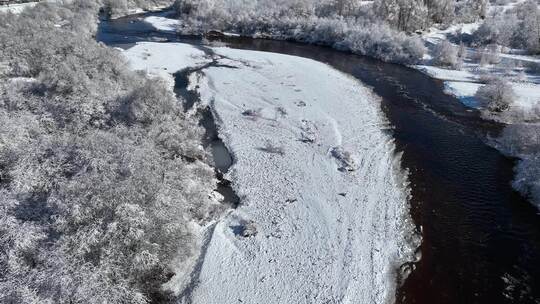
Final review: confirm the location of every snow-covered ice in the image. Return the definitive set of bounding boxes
[121,41,417,303]
[191,47,417,303]
[144,15,180,32]
[122,41,210,88]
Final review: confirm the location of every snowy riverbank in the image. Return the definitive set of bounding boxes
[121,40,418,303]
[417,22,540,123]
[413,1,540,210]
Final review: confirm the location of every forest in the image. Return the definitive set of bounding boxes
[0,1,223,302]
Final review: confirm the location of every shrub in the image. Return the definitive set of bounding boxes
[496,124,540,209]
[475,45,501,66]
[513,155,540,208]
[0,1,221,303]
[475,77,516,113]
[433,40,461,68]
[491,123,540,210]
[173,0,427,64]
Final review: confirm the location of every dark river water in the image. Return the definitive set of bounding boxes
[98,12,540,304]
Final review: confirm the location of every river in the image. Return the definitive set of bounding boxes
[97,12,540,304]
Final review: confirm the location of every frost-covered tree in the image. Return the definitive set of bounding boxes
[102,0,176,16]
[474,10,520,47]
[375,0,487,31]
[424,0,455,24]
[0,1,223,303]
[494,124,540,209]
[433,40,461,68]
[455,0,487,22]
[475,77,515,113]
[517,0,540,54]
[374,0,429,31]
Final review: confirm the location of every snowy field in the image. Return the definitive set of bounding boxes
[122,40,417,303]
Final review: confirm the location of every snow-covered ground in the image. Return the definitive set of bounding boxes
[0,1,39,13]
[121,40,417,303]
[191,47,417,304]
[416,1,540,122]
[122,41,209,88]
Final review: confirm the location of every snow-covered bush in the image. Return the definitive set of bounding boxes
[513,155,540,209]
[475,77,515,113]
[455,0,488,23]
[173,0,426,64]
[0,2,221,303]
[339,21,426,63]
[374,0,428,32]
[478,45,501,66]
[433,40,461,68]
[494,124,540,209]
[497,123,540,155]
[374,0,487,31]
